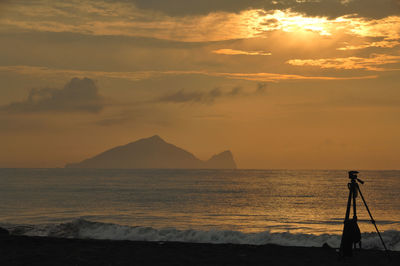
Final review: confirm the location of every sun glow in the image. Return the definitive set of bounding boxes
[254,10,399,41]
[240,10,400,50]
[244,10,344,37]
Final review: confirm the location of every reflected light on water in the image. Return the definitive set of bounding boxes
[0,169,399,235]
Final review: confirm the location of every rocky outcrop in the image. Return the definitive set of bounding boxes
[205,150,236,169]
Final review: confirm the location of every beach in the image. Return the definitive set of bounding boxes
[0,234,398,266]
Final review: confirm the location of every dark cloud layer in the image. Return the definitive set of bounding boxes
[158,84,266,104]
[288,0,400,19]
[1,78,105,113]
[130,0,255,16]
[158,88,223,104]
[129,0,400,19]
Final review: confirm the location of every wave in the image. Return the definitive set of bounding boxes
[3,219,400,251]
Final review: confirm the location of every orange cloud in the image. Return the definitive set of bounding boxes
[287,54,400,71]
[348,16,400,40]
[0,65,157,81]
[337,40,400,50]
[0,65,377,83]
[210,72,377,82]
[212,49,271,56]
[335,15,400,50]
[2,0,398,43]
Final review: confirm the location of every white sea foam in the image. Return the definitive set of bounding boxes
[3,219,400,251]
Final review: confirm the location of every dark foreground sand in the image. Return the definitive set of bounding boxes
[0,235,398,266]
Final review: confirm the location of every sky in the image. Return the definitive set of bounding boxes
[0,0,399,169]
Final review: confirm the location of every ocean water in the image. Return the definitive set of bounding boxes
[0,168,399,250]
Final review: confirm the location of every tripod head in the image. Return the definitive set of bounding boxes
[348,171,364,184]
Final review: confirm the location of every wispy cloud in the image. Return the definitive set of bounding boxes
[287,54,400,71]
[212,49,271,56]
[0,65,377,83]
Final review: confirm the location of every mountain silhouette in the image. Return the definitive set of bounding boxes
[65,135,237,169]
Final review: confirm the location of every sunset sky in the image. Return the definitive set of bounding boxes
[1,0,399,169]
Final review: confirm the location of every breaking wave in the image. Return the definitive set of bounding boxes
[3,219,400,251]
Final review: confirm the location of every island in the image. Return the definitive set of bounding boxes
[65,135,237,169]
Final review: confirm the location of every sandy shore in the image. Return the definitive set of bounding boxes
[0,234,398,265]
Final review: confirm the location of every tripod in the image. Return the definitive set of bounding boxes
[339,171,388,256]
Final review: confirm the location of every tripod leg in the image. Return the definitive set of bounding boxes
[356,186,389,254]
[352,184,357,220]
[340,186,353,255]
[344,184,352,221]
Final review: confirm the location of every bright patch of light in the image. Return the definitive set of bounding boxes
[243,10,344,37]
[213,49,271,56]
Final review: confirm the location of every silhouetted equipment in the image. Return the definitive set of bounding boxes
[339,171,389,257]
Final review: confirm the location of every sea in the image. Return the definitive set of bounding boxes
[0,168,399,250]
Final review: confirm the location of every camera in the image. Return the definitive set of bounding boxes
[348,171,359,180]
[348,171,364,184]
